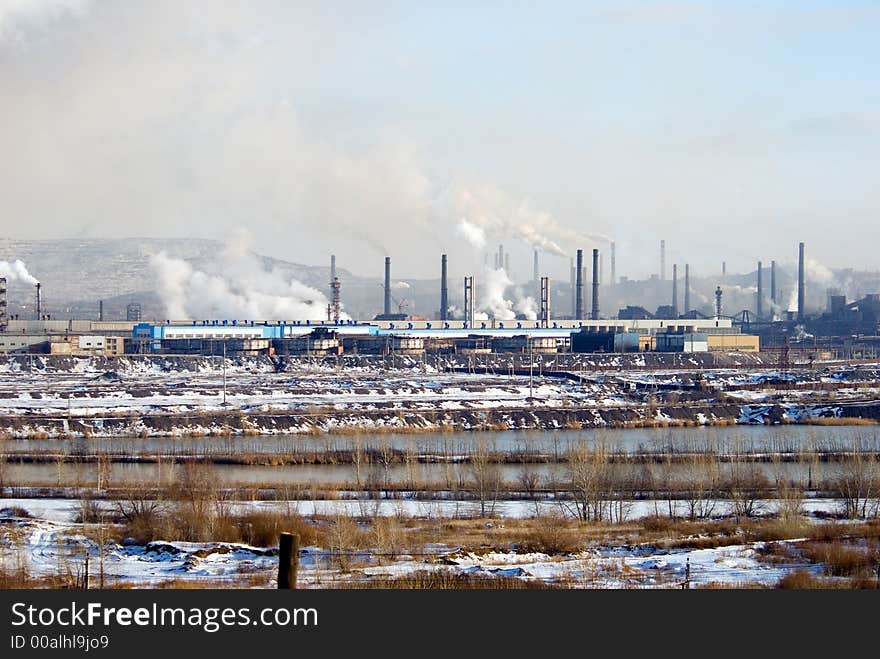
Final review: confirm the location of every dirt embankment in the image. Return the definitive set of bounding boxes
[0,400,873,438]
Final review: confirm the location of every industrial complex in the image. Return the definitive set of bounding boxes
[1,240,877,360]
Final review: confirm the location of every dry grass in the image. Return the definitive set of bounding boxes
[340,570,551,589]
[776,570,846,589]
[807,417,878,426]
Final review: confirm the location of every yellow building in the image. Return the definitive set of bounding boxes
[706,334,760,352]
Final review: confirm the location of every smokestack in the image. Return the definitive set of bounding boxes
[498,244,504,271]
[770,260,777,305]
[684,264,690,314]
[570,258,576,317]
[504,253,510,275]
[463,276,475,325]
[99,300,104,322]
[660,240,666,281]
[575,249,584,320]
[797,242,805,322]
[715,286,723,319]
[756,261,763,318]
[540,277,550,328]
[591,248,599,320]
[440,254,448,322]
[672,264,678,317]
[384,256,391,316]
[0,277,7,332]
[331,277,341,324]
[35,282,41,320]
[610,241,616,285]
[722,261,727,278]
[533,249,539,283]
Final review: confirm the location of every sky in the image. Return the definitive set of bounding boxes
[1,0,878,283]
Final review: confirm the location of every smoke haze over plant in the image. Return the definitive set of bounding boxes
[2,1,878,285]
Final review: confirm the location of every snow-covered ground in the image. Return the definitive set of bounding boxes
[0,498,838,589]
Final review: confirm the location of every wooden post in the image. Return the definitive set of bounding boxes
[278,532,299,589]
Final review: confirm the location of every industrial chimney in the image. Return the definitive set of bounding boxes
[672,264,678,317]
[440,254,448,322]
[463,276,475,325]
[797,242,805,322]
[331,277,341,324]
[715,286,723,319]
[575,249,584,320]
[591,248,600,320]
[770,260,777,306]
[383,257,391,317]
[99,300,104,322]
[569,258,576,317]
[756,261,763,318]
[0,277,7,332]
[540,277,550,328]
[35,282,42,320]
[684,264,690,314]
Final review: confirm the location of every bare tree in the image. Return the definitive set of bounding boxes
[837,435,880,519]
[518,465,542,517]
[561,439,610,522]
[469,438,501,517]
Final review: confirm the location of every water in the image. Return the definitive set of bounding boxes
[1,425,873,489]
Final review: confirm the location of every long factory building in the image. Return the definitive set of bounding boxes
[0,316,758,356]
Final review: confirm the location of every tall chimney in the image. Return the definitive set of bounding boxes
[672,264,678,317]
[756,261,763,318]
[797,242,805,322]
[35,282,42,320]
[99,300,104,322]
[331,277,341,324]
[660,240,666,280]
[610,241,616,285]
[440,254,448,321]
[498,244,504,271]
[590,248,599,320]
[770,260,777,305]
[570,258,576,317]
[575,249,584,320]
[540,277,550,328]
[715,286,723,319]
[463,276,475,325]
[684,264,690,314]
[0,277,7,332]
[383,256,391,316]
[722,261,727,278]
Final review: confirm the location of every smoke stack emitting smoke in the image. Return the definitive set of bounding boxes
[0,260,39,285]
[150,234,342,321]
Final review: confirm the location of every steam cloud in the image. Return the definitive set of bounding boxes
[476,266,537,321]
[150,235,345,321]
[0,259,39,285]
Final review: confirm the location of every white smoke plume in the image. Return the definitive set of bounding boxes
[0,259,39,284]
[391,280,410,289]
[150,234,344,321]
[514,293,537,320]
[452,185,609,258]
[478,266,516,320]
[455,218,486,250]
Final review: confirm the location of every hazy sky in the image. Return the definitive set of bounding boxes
[1,0,878,282]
